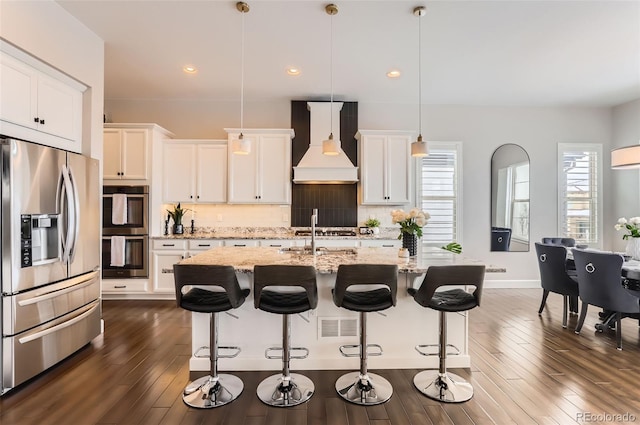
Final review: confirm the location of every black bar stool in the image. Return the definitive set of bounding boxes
[174,264,250,408]
[253,265,318,407]
[408,265,485,403]
[332,264,398,405]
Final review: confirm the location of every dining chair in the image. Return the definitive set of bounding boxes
[534,243,579,328]
[572,249,640,350]
[541,237,576,247]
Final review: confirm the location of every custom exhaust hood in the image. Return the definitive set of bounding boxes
[293,102,358,184]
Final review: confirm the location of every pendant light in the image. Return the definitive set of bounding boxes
[322,3,340,156]
[232,1,251,155]
[411,6,428,157]
[612,144,640,169]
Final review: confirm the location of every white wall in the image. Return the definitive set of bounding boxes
[0,0,104,160]
[611,99,640,252]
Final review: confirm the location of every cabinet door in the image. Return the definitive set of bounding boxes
[0,53,37,130]
[37,73,82,142]
[163,143,195,203]
[361,135,386,204]
[258,134,291,204]
[196,144,227,203]
[103,129,123,179]
[385,135,411,204]
[152,251,184,294]
[121,129,148,179]
[228,139,258,203]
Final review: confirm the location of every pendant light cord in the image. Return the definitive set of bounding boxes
[329,10,334,136]
[418,9,422,137]
[240,8,246,132]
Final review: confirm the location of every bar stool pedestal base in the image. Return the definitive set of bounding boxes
[256,373,314,407]
[335,371,393,405]
[183,374,244,408]
[413,371,473,403]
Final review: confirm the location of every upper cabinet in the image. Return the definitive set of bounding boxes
[162,140,227,204]
[356,130,412,205]
[0,49,84,152]
[225,129,293,204]
[104,124,173,181]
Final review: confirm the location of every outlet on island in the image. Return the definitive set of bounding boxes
[217,214,223,222]
[282,213,288,222]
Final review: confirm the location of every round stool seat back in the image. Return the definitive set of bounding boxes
[409,265,485,311]
[333,264,398,312]
[254,265,318,314]
[428,289,477,312]
[174,264,249,313]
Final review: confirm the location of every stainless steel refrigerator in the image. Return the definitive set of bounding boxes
[1,137,101,395]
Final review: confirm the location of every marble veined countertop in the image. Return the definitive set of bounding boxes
[152,226,400,240]
[179,246,505,274]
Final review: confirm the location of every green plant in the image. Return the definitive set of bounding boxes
[167,203,189,225]
[441,242,462,254]
[365,218,380,228]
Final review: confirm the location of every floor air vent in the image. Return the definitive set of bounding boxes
[318,317,358,338]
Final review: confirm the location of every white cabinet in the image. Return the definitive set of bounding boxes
[360,239,401,248]
[225,129,293,204]
[0,50,84,150]
[104,124,173,181]
[151,239,188,294]
[356,130,413,205]
[162,140,227,203]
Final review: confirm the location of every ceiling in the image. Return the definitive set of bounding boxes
[57,0,640,107]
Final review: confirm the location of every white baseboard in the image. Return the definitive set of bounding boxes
[484,279,540,289]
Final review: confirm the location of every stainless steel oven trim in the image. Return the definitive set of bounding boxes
[102,236,149,278]
[102,193,149,236]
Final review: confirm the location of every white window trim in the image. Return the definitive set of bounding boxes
[557,142,603,249]
[415,141,463,247]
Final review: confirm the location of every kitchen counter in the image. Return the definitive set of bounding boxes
[151,226,400,240]
[180,245,503,373]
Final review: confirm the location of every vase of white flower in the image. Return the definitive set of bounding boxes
[615,217,640,260]
[391,208,430,257]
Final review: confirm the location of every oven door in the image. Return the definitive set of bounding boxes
[101,236,148,278]
[102,193,148,235]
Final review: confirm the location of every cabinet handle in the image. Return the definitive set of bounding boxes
[269,244,282,247]
[198,244,211,247]
[162,243,175,247]
[40,119,45,124]
[114,285,126,289]
[234,244,246,247]
[197,195,200,199]
[190,195,193,199]
[181,255,185,259]
[382,244,394,247]
[34,117,39,123]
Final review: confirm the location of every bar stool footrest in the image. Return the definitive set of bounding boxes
[182,373,244,409]
[415,343,460,357]
[265,346,309,360]
[339,343,383,358]
[413,370,473,403]
[335,371,393,405]
[193,345,242,359]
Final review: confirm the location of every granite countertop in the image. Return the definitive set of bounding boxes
[152,226,400,240]
[179,246,505,274]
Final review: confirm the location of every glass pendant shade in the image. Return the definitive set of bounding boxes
[232,133,251,155]
[411,134,428,157]
[611,144,640,169]
[323,133,340,155]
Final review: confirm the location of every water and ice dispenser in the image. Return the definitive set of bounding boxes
[20,214,60,267]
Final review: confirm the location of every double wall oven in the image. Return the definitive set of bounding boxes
[102,185,149,278]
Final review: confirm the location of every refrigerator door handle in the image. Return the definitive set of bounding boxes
[17,303,99,344]
[17,273,97,306]
[60,164,76,264]
[66,164,81,262]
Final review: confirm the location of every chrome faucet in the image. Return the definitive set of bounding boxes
[311,208,318,255]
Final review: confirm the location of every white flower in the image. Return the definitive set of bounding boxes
[618,217,628,224]
[615,224,623,231]
[391,209,408,223]
[630,217,640,225]
[409,208,419,218]
[415,215,427,227]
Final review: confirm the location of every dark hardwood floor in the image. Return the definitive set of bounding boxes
[1,289,639,424]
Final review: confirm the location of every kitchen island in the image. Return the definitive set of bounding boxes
[179,246,502,372]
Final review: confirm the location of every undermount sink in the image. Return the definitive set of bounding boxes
[279,246,357,256]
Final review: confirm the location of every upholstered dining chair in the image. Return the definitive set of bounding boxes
[534,243,579,328]
[572,249,640,350]
[541,237,576,247]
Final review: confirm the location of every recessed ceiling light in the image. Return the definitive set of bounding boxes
[287,67,301,76]
[183,65,197,74]
[387,70,401,78]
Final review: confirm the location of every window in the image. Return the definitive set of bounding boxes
[418,142,462,247]
[558,143,602,246]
